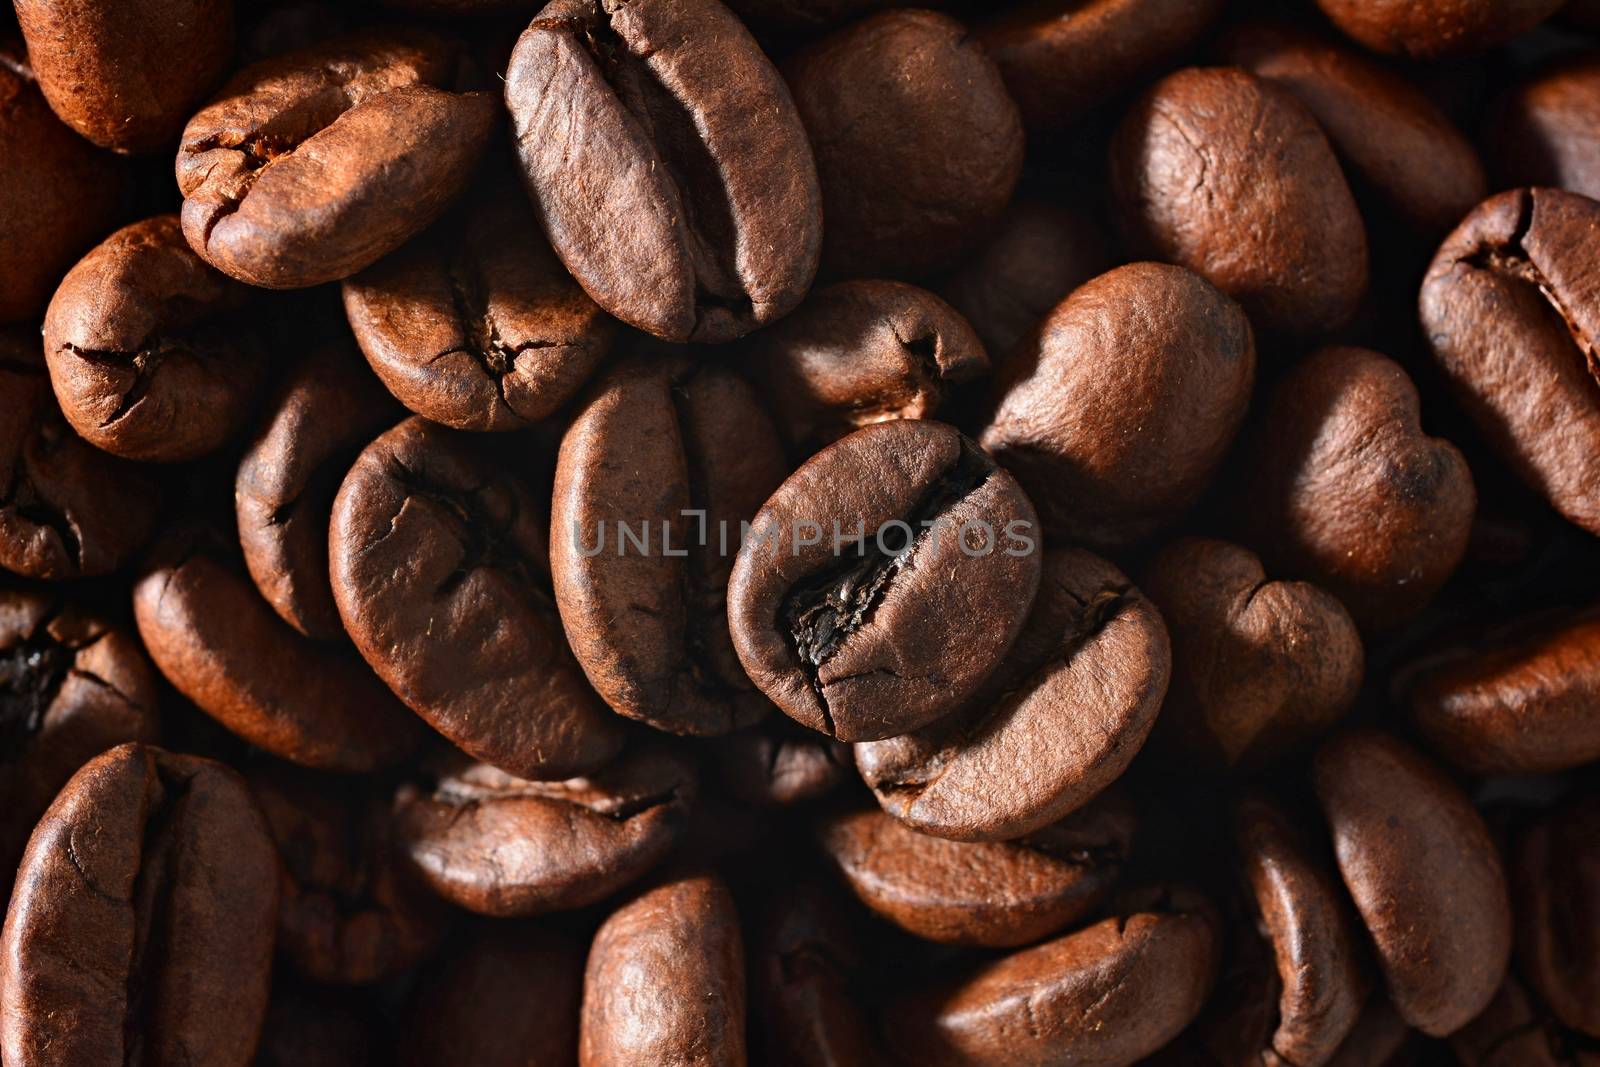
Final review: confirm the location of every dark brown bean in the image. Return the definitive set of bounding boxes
[552,355,788,735]
[393,741,697,917]
[1142,538,1364,769]
[977,0,1224,133]
[1513,790,1600,1039]
[0,743,278,1067]
[0,329,160,579]
[0,45,127,324]
[13,0,232,152]
[43,215,267,463]
[1312,0,1563,59]
[400,922,586,1067]
[580,872,747,1067]
[330,416,625,780]
[132,523,423,773]
[1236,346,1476,631]
[883,886,1220,1067]
[236,342,401,642]
[251,764,449,985]
[1228,794,1367,1067]
[727,419,1041,742]
[1218,21,1488,234]
[786,9,1023,278]
[0,589,160,896]
[936,198,1108,361]
[505,0,821,343]
[1111,66,1368,339]
[747,279,988,455]
[815,792,1135,947]
[1397,607,1600,775]
[342,176,615,431]
[1313,731,1512,1036]
[1488,52,1600,202]
[856,549,1169,842]
[177,29,496,288]
[1419,187,1600,537]
[980,262,1255,551]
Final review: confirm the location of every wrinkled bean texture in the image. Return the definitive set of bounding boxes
[506,0,821,343]
[1420,188,1600,536]
[728,419,1041,742]
[177,29,496,289]
[0,331,160,579]
[1112,66,1368,339]
[331,417,624,780]
[982,262,1255,551]
[0,743,278,1067]
[1313,0,1563,59]
[43,215,266,463]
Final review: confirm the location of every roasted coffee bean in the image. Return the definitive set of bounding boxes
[331,416,624,780]
[1397,606,1600,774]
[1312,0,1563,59]
[552,355,787,735]
[580,872,747,1066]
[505,0,821,343]
[815,790,1135,947]
[0,45,127,325]
[1450,972,1600,1067]
[747,280,988,455]
[786,9,1024,278]
[1513,790,1600,1038]
[1218,794,1367,1067]
[1112,66,1368,339]
[753,881,884,1067]
[1218,22,1487,234]
[0,589,159,895]
[177,29,496,289]
[884,886,1219,1067]
[236,343,400,642]
[1237,346,1476,631]
[712,717,852,808]
[1142,538,1364,770]
[343,177,614,431]
[936,198,1108,361]
[856,549,1169,842]
[132,523,423,772]
[251,765,449,985]
[977,0,1223,134]
[13,0,232,152]
[43,215,267,463]
[0,330,160,579]
[400,922,585,1067]
[1488,53,1600,201]
[1312,730,1512,1036]
[393,740,697,916]
[980,262,1255,551]
[0,742,277,1067]
[1420,187,1600,536]
[728,419,1041,742]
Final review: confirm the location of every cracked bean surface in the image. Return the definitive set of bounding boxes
[331,416,625,780]
[1421,187,1600,536]
[43,215,266,463]
[728,419,1041,743]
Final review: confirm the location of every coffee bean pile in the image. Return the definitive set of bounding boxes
[1,0,1598,1064]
